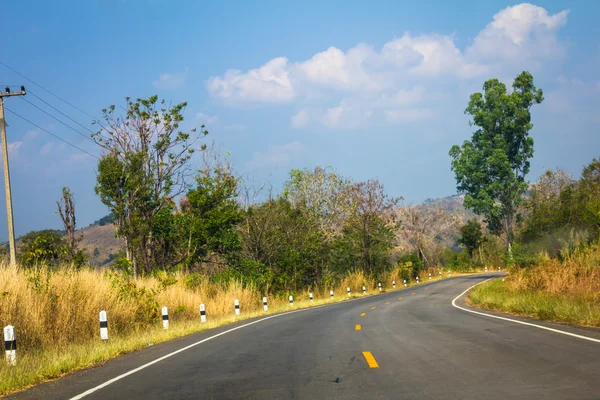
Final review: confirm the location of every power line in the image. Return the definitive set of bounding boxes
[20,96,97,145]
[4,107,100,160]
[27,90,98,135]
[0,60,99,121]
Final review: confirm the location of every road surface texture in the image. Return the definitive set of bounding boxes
[9,273,600,400]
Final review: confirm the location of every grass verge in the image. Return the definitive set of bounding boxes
[0,272,472,396]
[468,278,600,328]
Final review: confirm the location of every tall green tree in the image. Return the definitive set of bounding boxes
[93,96,207,276]
[458,218,485,260]
[449,71,543,250]
[19,230,68,267]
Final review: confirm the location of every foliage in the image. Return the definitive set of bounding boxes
[18,230,68,267]
[450,71,544,246]
[458,218,485,258]
[93,95,208,277]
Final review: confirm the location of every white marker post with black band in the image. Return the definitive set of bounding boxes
[403,279,407,287]
[309,292,313,301]
[263,297,268,311]
[289,295,294,306]
[416,276,419,284]
[429,273,432,280]
[162,306,169,329]
[4,325,16,366]
[330,290,334,300]
[362,286,366,295]
[393,280,396,288]
[234,299,240,316]
[200,304,206,323]
[99,310,108,341]
[378,282,382,292]
[439,271,442,277]
[347,287,351,297]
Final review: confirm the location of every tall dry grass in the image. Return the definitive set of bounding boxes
[507,243,600,302]
[0,263,461,395]
[469,242,600,327]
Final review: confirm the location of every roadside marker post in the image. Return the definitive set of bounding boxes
[99,310,108,341]
[263,297,268,311]
[330,290,334,300]
[347,287,351,297]
[234,299,240,316]
[200,304,207,323]
[162,307,169,329]
[289,295,294,306]
[429,273,431,280]
[416,276,419,284]
[439,271,442,277]
[362,286,366,295]
[498,267,501,272]
[403,279,407,287]
[378,282,382,292]
[393,280,396,288]
[3,325,16,366]
[309,292,313,301]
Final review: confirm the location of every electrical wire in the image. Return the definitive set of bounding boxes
[0,60,98,121]
[19,96,97,145]
[4,107,100,160]
[27,90,98,135]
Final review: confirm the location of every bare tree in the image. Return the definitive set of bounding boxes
[396,204,461,266]
[56,186,80,262]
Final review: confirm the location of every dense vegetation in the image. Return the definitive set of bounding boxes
[9,70,600,319]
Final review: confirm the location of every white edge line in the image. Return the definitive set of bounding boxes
[69,306,318,399]
[452,277,600,344]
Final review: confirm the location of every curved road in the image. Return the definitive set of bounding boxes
[10,274,600,399]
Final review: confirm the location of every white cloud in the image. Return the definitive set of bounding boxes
[385,108,436,123]
[297,44,383,91]
[206,57,295,103]
[247,141,307,169]
[206,3,569,129]
[196,112,218,124]
[24,129,40,140]
[8,141,23,157]
[321,100,373,129]
[466,4,569,66]
[153,69,188,90]
[291,110,309,128]
[382,33,487,78]
[223,124,247,131]
[40,142,55,155]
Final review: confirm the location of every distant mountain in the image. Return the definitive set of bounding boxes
[77,223,121,267]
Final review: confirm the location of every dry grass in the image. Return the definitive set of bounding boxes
[0,264,467,395]
[469,243,600,326]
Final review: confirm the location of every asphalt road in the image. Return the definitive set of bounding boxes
[10,274,600,400]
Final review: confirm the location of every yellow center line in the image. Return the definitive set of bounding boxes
[385,301,390,304]
[370,306,376,310]
[360,312,366,317]
[355,324,362,331]
[398,297,403,300]
[362,351,379,368]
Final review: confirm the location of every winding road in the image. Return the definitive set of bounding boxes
[10,273,600,399]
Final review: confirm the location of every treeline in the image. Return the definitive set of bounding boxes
[13,72,599,295]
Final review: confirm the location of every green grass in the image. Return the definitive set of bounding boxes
[468,279,600,327]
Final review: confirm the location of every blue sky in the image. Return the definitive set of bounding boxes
[0,0,599,237]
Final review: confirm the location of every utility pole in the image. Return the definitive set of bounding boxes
[0,86,26,266]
